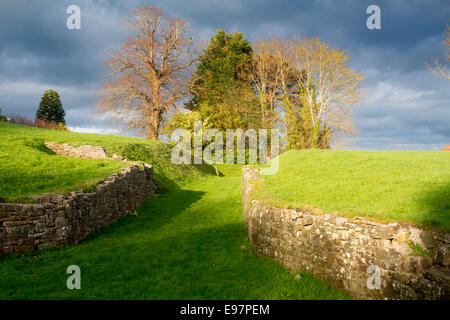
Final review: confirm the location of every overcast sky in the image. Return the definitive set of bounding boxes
[0,0,449,150]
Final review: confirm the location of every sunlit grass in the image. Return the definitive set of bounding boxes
[0,122,210,201]
[255,149,450,232]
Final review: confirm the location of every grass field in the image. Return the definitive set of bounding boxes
[1,122,448,298]
[255,150,450,232]
[0,122,209,202]
[0,123,347,299]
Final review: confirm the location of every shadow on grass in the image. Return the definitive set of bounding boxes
[0,184,206,260]
[121,143,217,190]
[100,223,346,300]
[414,181,450,232]
[24,138,56,155]
[0,211,346,300]
[87,186,207,241]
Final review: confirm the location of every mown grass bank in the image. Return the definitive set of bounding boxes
[0,122,209,202]
[255,150,450,232]
[0,123,346,299]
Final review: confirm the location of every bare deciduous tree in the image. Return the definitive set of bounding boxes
[288,36,364,147]
[248,36,363,149]
[249,39,285,129]
[94,6,198,139]
[426,24,450,79]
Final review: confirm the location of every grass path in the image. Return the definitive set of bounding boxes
[0,165,347,299]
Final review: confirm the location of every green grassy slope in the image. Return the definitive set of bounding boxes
[256,149,450,231]
[0,165,347,299]
[0,123,346,299]
[0,122,211,202]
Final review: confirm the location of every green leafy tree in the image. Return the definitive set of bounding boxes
[188,29,260,131]
[36,89,66,124]
[162,111,212,141]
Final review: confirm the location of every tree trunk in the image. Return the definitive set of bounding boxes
[146,110,161,140]
[311,120,321,149]
[146,128,158,140]
[259,94,266,129]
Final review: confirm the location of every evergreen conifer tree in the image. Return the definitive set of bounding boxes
[36,89,66,124]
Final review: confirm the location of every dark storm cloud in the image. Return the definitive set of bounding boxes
[0,0,126,84]
[0,0,448,149]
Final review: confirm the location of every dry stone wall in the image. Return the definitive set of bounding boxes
[0,142,160,256]
[242,167,450,300]
[44,142,124,160]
